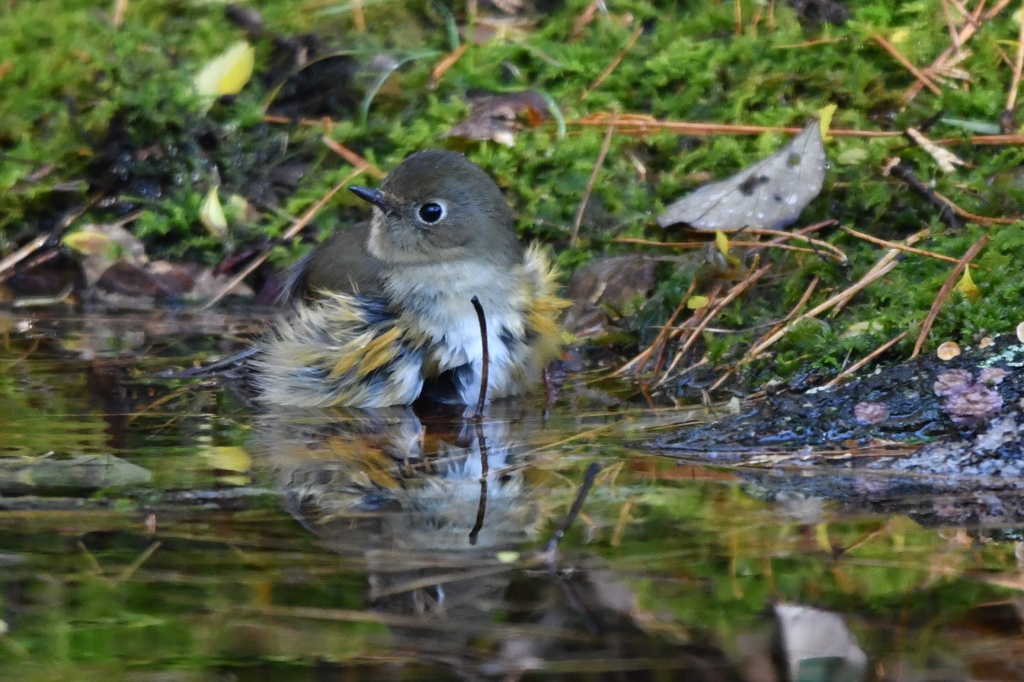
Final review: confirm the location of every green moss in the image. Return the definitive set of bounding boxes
[2,0,1023,383]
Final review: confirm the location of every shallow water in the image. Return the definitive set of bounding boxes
[2,309,1024,681]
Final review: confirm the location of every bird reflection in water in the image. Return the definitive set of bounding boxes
[251,402,864,681]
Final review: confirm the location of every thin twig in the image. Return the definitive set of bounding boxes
[544,462,601,555]
[115,541,161,584]
[321,137,386,179]
[582,24,643,99]
[0,234,48,284]
[351,0,365,31]
[658,263,772,384]
[615,278,698,375]
[569,113,902,138]
[872,34,942,95]
[204,164,368,308]
[930,190,1021,225]
[773,37,847,49]
[940,0,963,53]
[614,227,847,264]
[839,225,970,265]
[429,43,468,90]
[612,237,827,259]
[888,163,962,229]
[903,0,1010,104]
[570,0,603,39]
[112,0,129,27]
[823,331,909,389]
[470,295,489,416]
[710,275,819,390]
[1006,4,1024,112]
[744,236,917,360]
[0,200,97,283]
[911,235,989,358]
[570,110,617,246]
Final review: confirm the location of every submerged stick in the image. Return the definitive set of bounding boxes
[544,462,601,555]
[468,419,489,546]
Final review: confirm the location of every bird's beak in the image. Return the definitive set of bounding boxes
[349,186,391,212]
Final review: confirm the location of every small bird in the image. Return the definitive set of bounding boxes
[254,149,566,408]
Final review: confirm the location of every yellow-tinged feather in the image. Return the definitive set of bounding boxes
[357,326,403,377]
[329,331,375,377]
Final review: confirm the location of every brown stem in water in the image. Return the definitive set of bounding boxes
[544,462,601,555]
[470,296,489,416]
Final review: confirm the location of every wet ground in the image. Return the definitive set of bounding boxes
[3,309,1024,681]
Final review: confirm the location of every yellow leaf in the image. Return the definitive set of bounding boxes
[817,103,837,142]
[714,230,741,267]
[63,230,112,255]
[956,267,980,302]
[889,28,910,44]
[200,185,228,239]
[687,295,709,310]
[194,41,255,99]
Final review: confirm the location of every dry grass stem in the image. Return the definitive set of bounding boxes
[823,331,909,389]
[741,226,848,264]
[613,237,832,260]
[903,0,1011,104]
[615,279,698,375]
[582,24,643,98]
[940,0,964,52]
[0,234,49,283]
[429,43,468,90]
[570,0,603,39]
[112,0,129,27]
[351,0,365,32]
[570,113,901,138]
[321,136,386,179]
[570,110,617,246]
[1007,4,1024,112]
[930,189,1021,224]
[873,34,943,95]
[773,37,847,49]
[838,225,973,265]
[709,275,820,390]
[658,263,772,384]
[204,163,368,308]
[744,239,914,360]
[911,235,990,358]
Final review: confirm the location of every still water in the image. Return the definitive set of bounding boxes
[1,309,1023,681]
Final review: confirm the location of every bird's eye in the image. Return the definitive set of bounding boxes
[417,202,446,224]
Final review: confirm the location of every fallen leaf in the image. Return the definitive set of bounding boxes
[562,255,656,335]
[63,221,147,286]
[686,295,710,310]
[657,119,827,232]
[444,89,551,147]
[200,185,228,239]
[955,266,980,302]
[194,40,255,100]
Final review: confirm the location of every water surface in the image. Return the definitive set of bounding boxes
[1,308,1023,681]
